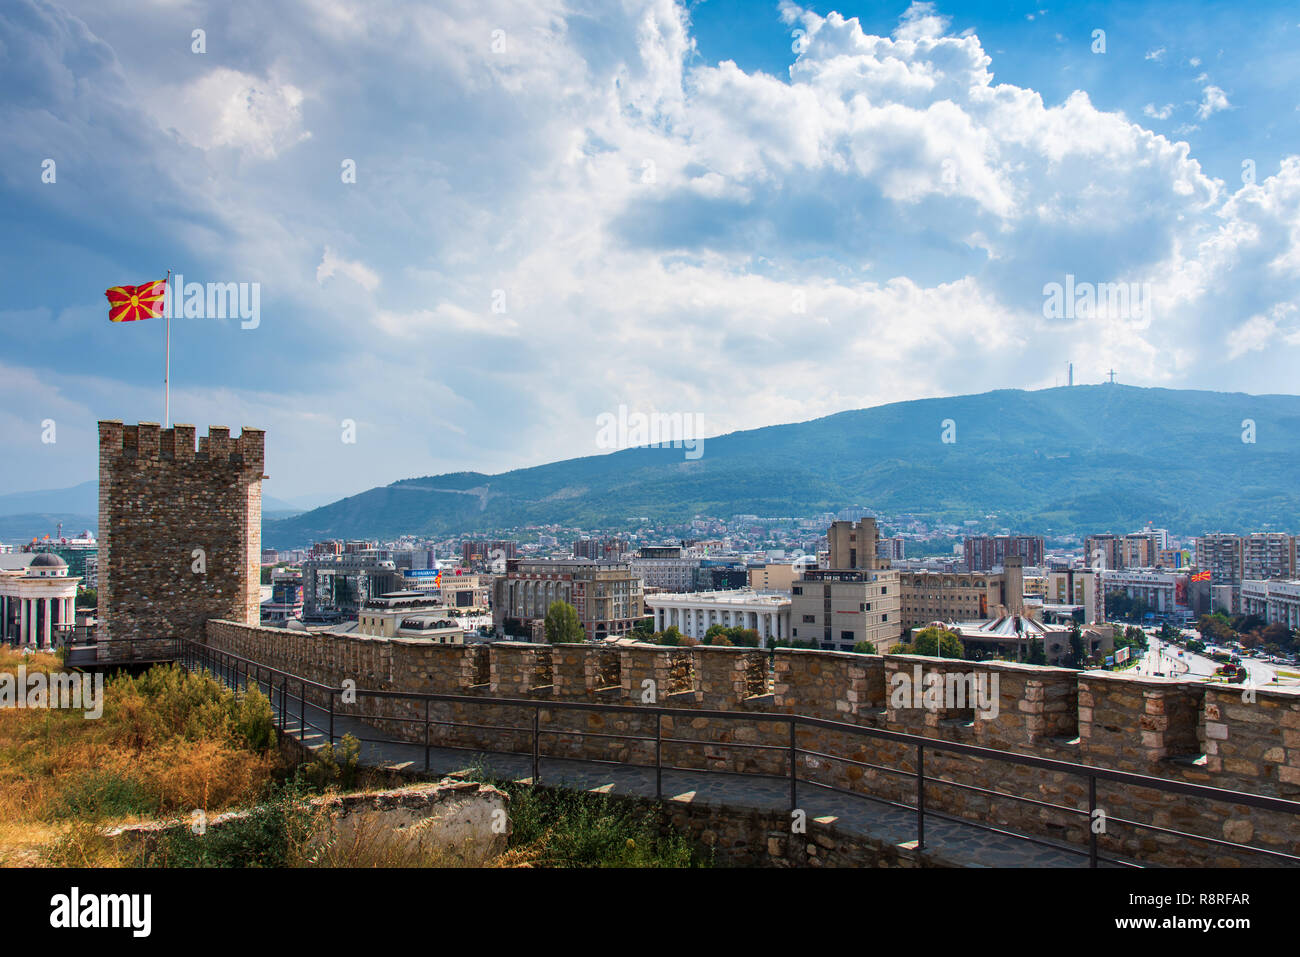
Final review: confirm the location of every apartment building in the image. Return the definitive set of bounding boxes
[963,535,1044,573]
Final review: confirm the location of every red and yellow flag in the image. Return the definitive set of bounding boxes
[105,279,167,322]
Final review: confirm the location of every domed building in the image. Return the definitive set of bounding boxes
[0,552,81,649]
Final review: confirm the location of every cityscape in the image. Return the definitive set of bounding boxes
[2,0,1296,937]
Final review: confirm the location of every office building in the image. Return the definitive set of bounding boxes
[494,558,644,641]
[790,519,901,652]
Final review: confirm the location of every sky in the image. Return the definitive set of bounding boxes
[3,0,1299,506]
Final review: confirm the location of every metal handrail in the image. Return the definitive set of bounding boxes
[182,638,1300,867]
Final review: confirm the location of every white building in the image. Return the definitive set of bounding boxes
[0,553,81,649]
[1240,580,1300,630]
[645,589,790,646]
[1099,568,1190,617]
[358,591,464,642]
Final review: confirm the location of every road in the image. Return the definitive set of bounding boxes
[1129,631,1296,687]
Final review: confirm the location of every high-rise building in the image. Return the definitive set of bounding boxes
[1085,532,1160,571]
[964,535,1044,572]
[1241,533,1295,581]
[1195,533,1244,583]
[573,537,628,560]
[461,540,518,568]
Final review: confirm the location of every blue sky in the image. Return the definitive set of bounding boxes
[2,0,1298,507]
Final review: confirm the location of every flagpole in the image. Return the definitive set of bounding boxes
[164,268,171,429]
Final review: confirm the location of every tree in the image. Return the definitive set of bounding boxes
[895,626,964,658]
[544,601,585,643]
[75,587,97,609]
[657,626,683,646]
[630,618,655,639]
[1197,612,1234,645]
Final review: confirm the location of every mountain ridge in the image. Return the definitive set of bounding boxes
[262,384,1300,547]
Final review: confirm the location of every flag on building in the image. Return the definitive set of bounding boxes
[1191,570,1211,582]
[105,280,167,322]
[434,570,442,587]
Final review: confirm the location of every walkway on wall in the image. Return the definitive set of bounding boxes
[198,660,1110,868]
[184,640,1300,869]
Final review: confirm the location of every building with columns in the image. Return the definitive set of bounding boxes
[0,553,81,649]
[1240,579,1300,631]
[645,589,791,646]
[493,558,644,641]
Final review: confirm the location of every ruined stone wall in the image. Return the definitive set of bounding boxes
[99,421,264,660]
[204,620,1300,867]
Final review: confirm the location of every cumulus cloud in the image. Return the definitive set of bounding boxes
[1197,84,1230,119]
[1,0,1297,497]
[144,67,310,160]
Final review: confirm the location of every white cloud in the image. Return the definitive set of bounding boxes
[5,0,1299,497]
[1145,47,1165,62]
[1197,84,1230,119]
[316,248,381,292]
[146,68,311,160]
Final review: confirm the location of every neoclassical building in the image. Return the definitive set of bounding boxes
[0,553,81,649]
[646,589,791,646]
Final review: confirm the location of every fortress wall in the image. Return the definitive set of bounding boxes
[205,620,1300,866]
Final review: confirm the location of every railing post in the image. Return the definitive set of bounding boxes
[532,706,540,786]
[789,718,798,814]
[1088,774,1098,868]
[424,698,431,773]
[916,743,925,850]
[329,689,335,747]
[655,711,663,801]
[301,680,307,736]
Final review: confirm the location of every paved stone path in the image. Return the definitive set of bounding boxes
[234,671,1117,868]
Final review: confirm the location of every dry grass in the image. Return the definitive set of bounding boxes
[0,647,284,866]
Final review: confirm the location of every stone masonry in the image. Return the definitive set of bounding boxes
[205,620,1300,867]
[98,421,264,659]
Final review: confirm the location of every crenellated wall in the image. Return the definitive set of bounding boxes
[204,620,1300,867]
[98,421,264,660]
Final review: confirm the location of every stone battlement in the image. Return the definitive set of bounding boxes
[205,620,1300,866]
[97,422,264,657]
[98,420,265,473]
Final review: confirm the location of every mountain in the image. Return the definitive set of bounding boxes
[257,384,1300,547]
[0,480,305,529]
[0,514,97,544]
[0,480,98,516]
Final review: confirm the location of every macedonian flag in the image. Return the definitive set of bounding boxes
[105,279,167,322]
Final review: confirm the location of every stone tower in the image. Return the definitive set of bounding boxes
[97,421,265,657]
